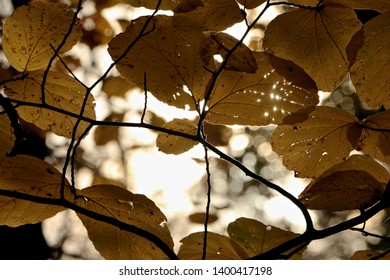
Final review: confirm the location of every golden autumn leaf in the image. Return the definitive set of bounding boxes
[206,52,319,126]
[286,0,320,7]
[199,32,258,73]
[357,110,390,164]
[74,184,173,260]
[4,71,95,139]
[2,2,82,72]
[270,106,361,178]
[236,0,266,9]
[188,212,218,224]
[0,114,15,157]
[156,118,198,155]
[120,0,178,10]
[178,231,247,260]
[0,155,69,227]
[172,0,245,32]
[299,155,388,211]
[351,250,390,260]
[263,4,362,91]
[101,76,135,98]
[94,113,124,146]
[108,15,211,110]
[227,217,303,259]
[350,12,390,109]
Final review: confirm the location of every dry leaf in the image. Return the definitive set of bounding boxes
[206,52,318,126]
[4,71,95,139]
[172,0,244,31]
[263,4,362,91]
[108,15,211,109]
[350,12,390,109]
[357,110,390,164]
[178,231,247,260]
[0,155,69,227]
[227,217,303,259]
[299,155,388,211]
[156,118,198,155]
[2,2,82,71]
[270,106,361,178]
[75,184,173,259]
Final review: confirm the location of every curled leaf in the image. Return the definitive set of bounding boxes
[2,2,82,71]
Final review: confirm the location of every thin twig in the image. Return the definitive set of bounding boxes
[202,145,212,260]
[141,72,148,123]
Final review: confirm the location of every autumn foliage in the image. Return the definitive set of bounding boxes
[0,0,390,259]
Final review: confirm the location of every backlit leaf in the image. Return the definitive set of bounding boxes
[75,184,173,260]
[227,217,303,259]
[108,15,211,109]
[172,0,244,31]
[236,0,266,9]
[200,32,258,73]
[357,110,390,164]
[0,114,15,157]
[327,0,390,12]
[178,231,246,260]
[101,76,135,98]
[4,71,95,139]
[263,4,362,91]
[270,106,361,178]
[188,212,218,224]
[350,12,390,109]
[156,118,198,155]
[299,155,388,211]
[94,113,124,146]
[120,0,178,10]
[206,52,318,126]
[2,2,82,72]
[0,155,68,227]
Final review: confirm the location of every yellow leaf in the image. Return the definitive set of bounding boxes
[350,12,390,109]
[270,106,361,178]
[108,15,211,109]
[299,155,388,211]
[326,0,390,12]
[357,110,390,164]
[172,0,244,31]
[200,32,258,73]
[120,0,178,10]
[4,71,95,139]
[178,232,246,260]
[0,155,69,227]
[227,217,303,259]
[156,118,198,155]
[236,0,266,9]
[0,114,15,157]
[101,76,135,98]
[206,52,319,126]
[351,250,390,260]
[286,0,320,7]
[263,4,362,91]
[188,212,218,224]
[75,185,173,259]
[2,2,82,72]
[94,113,124,146]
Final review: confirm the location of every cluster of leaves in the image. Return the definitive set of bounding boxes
[0,0,390,259]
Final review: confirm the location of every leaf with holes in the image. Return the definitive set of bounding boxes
[0,155,69,227]
[108,15,211,110]
[200,32,258,73]
[206,52,318,126]
[299,155,388,211]
[156,118,198,155]
[357,110,390,164]
[270,106,361,178]
[74,184,173,260]
[263,4,361,91]
[350,12,390,109]
[4,71,95,139]
[0,114,15,157]
[227,217,303,259]
[2,2,82,72]
[172,0,244,31]
[177,231,247,260]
